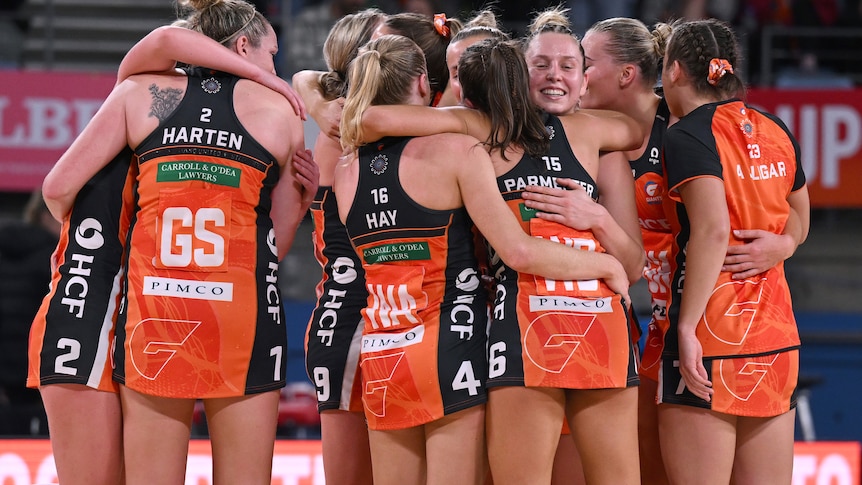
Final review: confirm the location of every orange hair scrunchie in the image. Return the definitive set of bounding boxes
[433,13,450,38]
[708,58,734,86]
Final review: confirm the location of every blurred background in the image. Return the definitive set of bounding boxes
[1,0,861,443]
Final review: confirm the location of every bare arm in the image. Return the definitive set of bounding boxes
[271,153,310,259]
[520,182,642,286]
[723,185,810,279]
[573,109,643,153]
[675,177,729,402]
[42,82,131,220]
[119,26,306,119]
[788,186,811,245]
[292,70,342,138]
[238,81,309,259]
[292,148,320,216]
[595,151,644,282]
[270,153,316,260]
[360,105,474,142]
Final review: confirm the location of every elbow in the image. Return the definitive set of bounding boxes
[632,124,647,149]
[41,175,69,220]
[291,70,315,96]
[133,26,174,58]
[41,173,66,207]
[797,222,810,246]
[151,25,176,50]
[273,230,293,262]
[41,178,57,205]
[620,119,645,151]
[359,109,382,141]
[708,220,732,247]
[627,253,646,285]
[717,219,732,241]
[692,217,730,252]
[495,242,533,274]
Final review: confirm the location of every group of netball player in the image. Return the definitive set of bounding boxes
[28,0,810,484]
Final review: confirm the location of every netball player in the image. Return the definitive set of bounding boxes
[41,0,310,483]
[28,148,134,485]
[657,18,809,485]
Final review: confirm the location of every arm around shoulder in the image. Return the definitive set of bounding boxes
[573,109,643,152]
[120,26,305,117]
[360,105,471,142]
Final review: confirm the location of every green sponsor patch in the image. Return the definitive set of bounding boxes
[363,241,430,264]
[157,161,241,187]
[519,202,537,221]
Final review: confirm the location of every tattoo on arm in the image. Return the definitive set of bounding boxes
[148,84,184,122]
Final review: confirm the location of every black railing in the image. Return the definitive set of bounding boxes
[760,25,862,87]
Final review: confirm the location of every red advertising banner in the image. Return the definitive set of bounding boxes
[748,89,862,207]
[0,70,116,191]
[1,70,861,206]
[0,439,858,484]
[0,439,325,484]
[792,441,861,485]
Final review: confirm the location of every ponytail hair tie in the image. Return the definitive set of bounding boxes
[708,58,733,86]
[433,13,450,38]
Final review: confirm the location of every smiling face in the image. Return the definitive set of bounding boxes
[524,31,587,115]
[580,31,621,110]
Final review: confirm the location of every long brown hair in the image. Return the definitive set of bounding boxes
[382,12,463,101]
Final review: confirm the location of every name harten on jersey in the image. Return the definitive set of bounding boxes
[162,125,243,150]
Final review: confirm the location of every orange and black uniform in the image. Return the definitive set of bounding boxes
[305,186,366,412]
[343,137,488,431]
[114,70,287,399]
[486,114,637,390]
[28,149,136,392]
[632,98,673,381]
[659,100,805,417]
